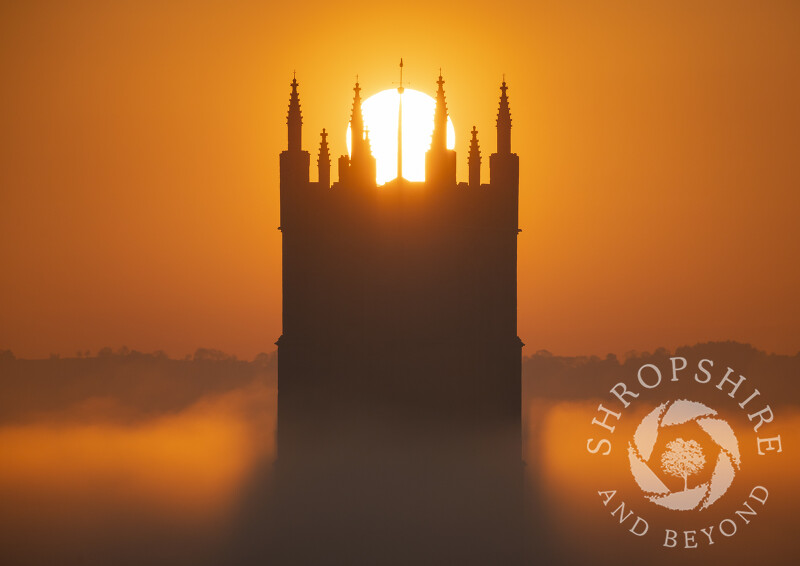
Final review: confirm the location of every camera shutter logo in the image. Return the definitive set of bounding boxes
[628,399,741,511]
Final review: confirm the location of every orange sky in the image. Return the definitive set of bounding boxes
[1,1,798,359]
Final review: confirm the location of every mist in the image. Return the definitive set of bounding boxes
[0,342,797,564]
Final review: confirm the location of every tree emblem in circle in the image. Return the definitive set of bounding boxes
[628,399,741,511]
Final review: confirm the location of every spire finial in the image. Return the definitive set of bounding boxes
[398,58,404,92]
[351,80,363,115]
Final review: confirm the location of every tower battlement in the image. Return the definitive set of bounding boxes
[280,74,519,193]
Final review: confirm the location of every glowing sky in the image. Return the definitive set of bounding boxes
[0,1,798,358]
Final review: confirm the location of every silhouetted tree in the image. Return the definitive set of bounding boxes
[193,348,234,362]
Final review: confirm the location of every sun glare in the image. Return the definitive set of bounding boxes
[346,88,455,185]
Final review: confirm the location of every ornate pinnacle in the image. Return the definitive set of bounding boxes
[496,80,512,154]
[431,71,449,151]
[287,76,302,151]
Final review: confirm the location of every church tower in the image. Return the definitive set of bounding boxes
[275,72,522,566]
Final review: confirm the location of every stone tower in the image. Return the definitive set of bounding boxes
[275,72,522,565]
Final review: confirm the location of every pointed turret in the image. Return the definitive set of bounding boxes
[279,74,310,232]
[489,79,519,227]
[468,126,481,188]
[425,71,456,187]
[431,72,448,152]
[364,128,373,156]
[350,81,366,160]
[287,75,302,152]
[347,80,376,187]
[496,79,512,154]
[318,128,331,188]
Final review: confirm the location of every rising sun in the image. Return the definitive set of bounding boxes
[347,88,455,184]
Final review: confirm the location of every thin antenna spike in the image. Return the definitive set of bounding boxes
[397,58,404,179]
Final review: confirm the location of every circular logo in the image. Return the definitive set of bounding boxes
[627,399,741,511]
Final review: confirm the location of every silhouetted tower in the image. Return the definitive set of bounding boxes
[276,73,522,566]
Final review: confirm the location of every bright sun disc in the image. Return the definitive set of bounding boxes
[347,88,455,184]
